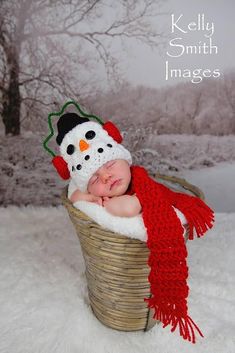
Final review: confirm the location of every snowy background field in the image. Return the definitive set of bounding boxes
[1,132,235,211]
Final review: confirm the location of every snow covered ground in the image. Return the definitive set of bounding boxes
[181,162,235,213]
[144,161,235,213]
[0,207,234,353]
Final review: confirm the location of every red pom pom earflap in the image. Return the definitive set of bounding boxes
[52,156,70,180]
[103,121,123,143]
[43,101,122,179]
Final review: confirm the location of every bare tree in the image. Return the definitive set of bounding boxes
[174,83,202,134]
[222,72,235,133]
[0,0,167,135]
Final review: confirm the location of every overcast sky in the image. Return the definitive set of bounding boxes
[116,0,235,88]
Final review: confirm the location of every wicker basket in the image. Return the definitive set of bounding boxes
[61,174,204,332]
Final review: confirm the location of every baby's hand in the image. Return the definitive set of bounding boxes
[102,196,120,216]
[86,194,103,206]
[70,189,102,206]
[102,195,141,217]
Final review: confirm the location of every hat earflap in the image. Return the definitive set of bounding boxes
[52,156,70,180]
[103,121,123,143]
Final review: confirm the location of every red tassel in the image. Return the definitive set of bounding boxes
[175,196,214,240]
[169,315,204,343]
[146,300,204,343]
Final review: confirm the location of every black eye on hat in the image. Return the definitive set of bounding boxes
[85,130,96,140]
[67,144,75,155]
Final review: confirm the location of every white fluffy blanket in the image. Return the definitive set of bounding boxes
[68,180,187,241]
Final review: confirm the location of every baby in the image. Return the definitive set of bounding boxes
[52,109,214,343]
[70,159,142,217]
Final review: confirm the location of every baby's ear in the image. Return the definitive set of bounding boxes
[103,121,122,143]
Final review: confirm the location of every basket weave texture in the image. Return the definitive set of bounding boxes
[61,174,203,332]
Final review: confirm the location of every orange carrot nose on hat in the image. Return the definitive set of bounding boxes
[56,112,132,192]
[79,139,90,152]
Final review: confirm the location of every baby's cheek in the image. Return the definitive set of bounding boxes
[89,183,105,197]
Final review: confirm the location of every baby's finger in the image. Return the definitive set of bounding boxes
[103,200,108,207]
[91,195,100,202]
[92,199,100,205]
[103,196,110,201]
[97,198,103,206]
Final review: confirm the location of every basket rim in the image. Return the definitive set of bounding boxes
[61,173,204,209]
[154,173,204,200]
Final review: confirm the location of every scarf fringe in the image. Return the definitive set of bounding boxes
[174,196,215,240]
[145,298,203,344]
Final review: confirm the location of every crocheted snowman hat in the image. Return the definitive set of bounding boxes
[56,113,132,192]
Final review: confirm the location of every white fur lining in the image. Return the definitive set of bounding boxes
[68,180,187,242]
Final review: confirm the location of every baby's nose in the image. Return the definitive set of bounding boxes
[100,172,111,183]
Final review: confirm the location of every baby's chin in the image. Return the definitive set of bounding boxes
[107,189,124,197]
[106,181,130,197]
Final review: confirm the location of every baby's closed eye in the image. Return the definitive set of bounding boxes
[91,175,99,184]
[106,161,115,169]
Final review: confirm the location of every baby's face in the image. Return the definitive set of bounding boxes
[87,159,131,197]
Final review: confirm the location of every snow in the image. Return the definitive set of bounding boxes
[182,162,235,213]
[0,206,234,353]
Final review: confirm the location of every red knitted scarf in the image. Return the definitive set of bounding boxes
[128,165,214,343]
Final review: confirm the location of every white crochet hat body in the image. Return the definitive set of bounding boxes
[60,121,132,192]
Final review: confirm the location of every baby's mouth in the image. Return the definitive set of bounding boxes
[110,179,122,190]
